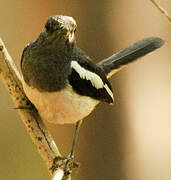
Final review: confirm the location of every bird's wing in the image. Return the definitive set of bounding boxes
[68,49,114,104]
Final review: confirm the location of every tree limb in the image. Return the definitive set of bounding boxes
[150,0,171,23]
[0,38,78,179]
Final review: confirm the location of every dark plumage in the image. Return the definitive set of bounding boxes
[21,15,113,104]
[20,15,164,159]
[98,37,164,77]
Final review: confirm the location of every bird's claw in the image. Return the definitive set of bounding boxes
[50,156,79,176]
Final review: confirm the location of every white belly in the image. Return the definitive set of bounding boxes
[22,81,99,124]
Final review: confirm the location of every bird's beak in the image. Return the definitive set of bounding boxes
[68,31,75,43]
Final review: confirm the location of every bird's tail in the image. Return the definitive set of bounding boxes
[98,37,164,78]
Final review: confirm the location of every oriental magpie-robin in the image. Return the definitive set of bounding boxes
[20,15,164,158]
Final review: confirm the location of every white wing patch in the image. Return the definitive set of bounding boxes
[71,61,103,89]
[104,84,114,101]
[71,61,114,101]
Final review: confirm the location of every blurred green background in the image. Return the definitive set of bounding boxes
[0,0,171,180]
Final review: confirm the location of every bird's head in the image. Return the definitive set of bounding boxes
[43,15,77,43]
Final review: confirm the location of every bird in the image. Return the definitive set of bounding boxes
[20,15,164,158]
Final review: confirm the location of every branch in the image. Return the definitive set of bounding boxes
[150,0,171,23]
[0,38,78,179]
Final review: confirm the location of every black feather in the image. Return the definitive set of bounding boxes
[68,68,113,104]
[98,37,164,76]
[68,50,114,104]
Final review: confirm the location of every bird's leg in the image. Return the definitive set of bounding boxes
[69,120,83,159]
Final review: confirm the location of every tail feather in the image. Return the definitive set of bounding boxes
[98,37,164,78]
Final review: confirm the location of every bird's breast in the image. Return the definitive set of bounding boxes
[22,81,99,124]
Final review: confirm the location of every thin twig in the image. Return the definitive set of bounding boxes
[150,0,171,23]
[0,38,78,179]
